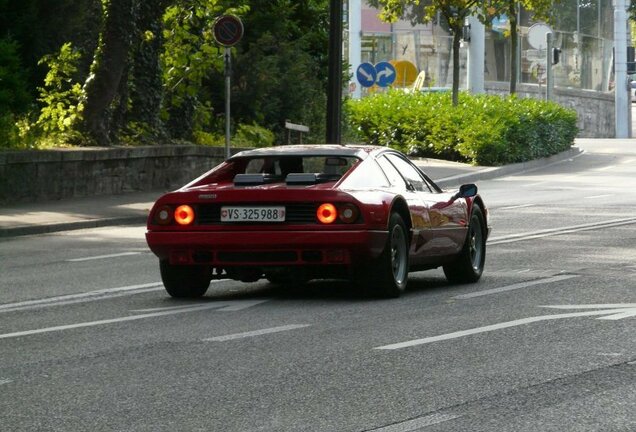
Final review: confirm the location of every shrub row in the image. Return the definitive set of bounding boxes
[346,91,578,166]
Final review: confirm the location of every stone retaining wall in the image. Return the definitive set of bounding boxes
[0,145,235,204]
[485,82,615,138]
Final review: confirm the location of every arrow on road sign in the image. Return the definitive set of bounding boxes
[375,61,397,87]
[375,303,636,350]
[356,63,377,88]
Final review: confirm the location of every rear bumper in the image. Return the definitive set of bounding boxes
[146,229,387,266]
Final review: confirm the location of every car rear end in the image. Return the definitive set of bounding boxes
[146,187,388,282]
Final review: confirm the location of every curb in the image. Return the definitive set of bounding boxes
[435,147,583,188]
[0,216,147,239]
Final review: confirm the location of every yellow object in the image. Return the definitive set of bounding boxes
[391,60,419,87]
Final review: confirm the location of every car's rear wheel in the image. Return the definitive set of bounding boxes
[443,204,486,283]
[357,212,409,298]
[160,261,211,298]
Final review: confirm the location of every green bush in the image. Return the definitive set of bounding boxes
[233,123,275,148]
[347,91,578,166]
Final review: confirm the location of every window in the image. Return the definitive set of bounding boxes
[385,154,432,192]
[341,158,389,188]
[376,156,407,189]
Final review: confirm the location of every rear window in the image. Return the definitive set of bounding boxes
[193,155,360,185]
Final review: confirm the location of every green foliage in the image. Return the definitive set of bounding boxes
[34,43,84,138]
[161,1,249,140]
[229,0,329,143]
[233,122,275,147]
[347,91,578,166]
[0,38,31,148]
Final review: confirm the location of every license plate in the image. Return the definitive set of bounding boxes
[220,206,286,222]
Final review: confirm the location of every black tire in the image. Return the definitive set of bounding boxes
[160,260,211,298]
[443,204,486,284]
[357,212,410,298]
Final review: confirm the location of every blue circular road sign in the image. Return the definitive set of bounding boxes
[356,63,377,88]
[375,62,396,87]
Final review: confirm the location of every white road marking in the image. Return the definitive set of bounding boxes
[131,300,268,313]
[453,275,579,299]
[66,252,142,262]
[488,217,636,245]
[594,165,618,172]
[542,304,636,320]
[583,194,613,199]
[366,413,462,431]
[498,204,535,210]
[0,379,12,386]
[374,306,635,350]
[0,301,267,340]
[0,282,164,313]
[204,324,310,342]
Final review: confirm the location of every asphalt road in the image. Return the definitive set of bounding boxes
[1,141,635,431]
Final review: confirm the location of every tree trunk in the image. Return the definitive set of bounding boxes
[451,29,461,106]
[128,0,169,141]
[81,0,136,146]
[509,4,518,94]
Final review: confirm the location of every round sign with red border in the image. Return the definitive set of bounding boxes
[213,15,244,47]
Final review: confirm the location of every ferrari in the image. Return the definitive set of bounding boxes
[145,145,489,298]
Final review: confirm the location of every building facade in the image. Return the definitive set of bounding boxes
[347,0,626,137]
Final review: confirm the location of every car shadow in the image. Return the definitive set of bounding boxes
[159,272,463,304]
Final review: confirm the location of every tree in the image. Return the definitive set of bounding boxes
[81,0,137,146]
[368,0,485,106]
[492,0,554,94]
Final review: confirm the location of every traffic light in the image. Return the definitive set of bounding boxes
[552,47,562,65]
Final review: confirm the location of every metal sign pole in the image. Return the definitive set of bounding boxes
[546,32,553,101]
[224,47,231,159]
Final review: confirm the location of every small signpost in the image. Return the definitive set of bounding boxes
[213,15,244,159]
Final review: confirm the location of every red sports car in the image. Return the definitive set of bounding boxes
[146,145,489,298]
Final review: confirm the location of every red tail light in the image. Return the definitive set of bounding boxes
[316,203,337,224]
[174,205,195,225]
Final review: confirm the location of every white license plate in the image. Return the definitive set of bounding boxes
[220,206,286,222]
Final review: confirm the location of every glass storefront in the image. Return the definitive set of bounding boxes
[354,0,616,93]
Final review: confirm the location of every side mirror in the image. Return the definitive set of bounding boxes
[455,184,478,199]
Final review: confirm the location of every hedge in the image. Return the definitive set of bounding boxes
[346,91,578,166]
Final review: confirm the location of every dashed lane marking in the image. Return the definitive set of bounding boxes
[0,283,164,313]
[66,252,142,262]
[453,275,579,299]
[374,306,636,350]
[204,324,311,342]
[488,217,636,245]
[0,300,267,340]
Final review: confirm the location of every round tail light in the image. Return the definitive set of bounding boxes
[338,204,359,223]
[154,205,173,225]
[316,203,337,224]
[174,205,195,225]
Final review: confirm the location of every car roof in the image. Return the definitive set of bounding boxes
[229,144,389,160]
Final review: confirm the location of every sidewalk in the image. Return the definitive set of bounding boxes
[0,146,584,238]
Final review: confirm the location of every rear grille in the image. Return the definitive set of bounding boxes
[196,203,317,225]
[217,251,298,263]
